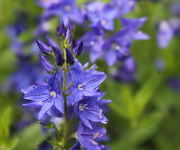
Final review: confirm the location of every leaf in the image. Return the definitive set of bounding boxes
[110,112,163,150]
[0,138,19,150]
[134,73,162,118]
[14,123,46,150]
[0,107,12,141]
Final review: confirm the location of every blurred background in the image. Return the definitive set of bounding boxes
[0,0,180,150]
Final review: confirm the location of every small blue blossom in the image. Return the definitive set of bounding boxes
[112,57,136,83]
[82,30,105,62]
[68,61,106,104]
[74,97,108,129]
[22,73,64,120]
[38,0,84,25]
[85,1,117,30]
[76,123,107,150]
[157,21,174,48]
[112,0,136,17]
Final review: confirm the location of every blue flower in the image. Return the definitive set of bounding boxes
[68,61,106,104]
[38,0,84,25]
[81,30,105,62]
[74,97,107,129]
[76,123,107,150]
[103,17,148,66]
[157,21,174,48]
[112,0,136,17]
[103,29,131,66]
[85,1,117,30]
[112,57,136,83]
[22,73,64,120]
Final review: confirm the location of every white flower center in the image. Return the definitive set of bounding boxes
[101,19,108,26]
[93,132,100,139]
[64,5,71,12]
[79,104,88,111]
[90,41,95,45]
[160,21,170,32]
[50,91,57,97]
[112,43,121,51]
[78,83,84,90]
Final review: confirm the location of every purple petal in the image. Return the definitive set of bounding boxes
[40,54,56,72]
[38,100,54,120]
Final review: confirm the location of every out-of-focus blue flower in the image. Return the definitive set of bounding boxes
[37,0,84,25]
[112,0,136,17]
[157,21,174,48]
[103,29,131,66]
[155,59,165,72]
[121,17,149,40]
[112,57,136,83]
[76,123,107,150]
[8,62,49,91]
[74,97,107,129]
[85,1,117,31]
[82,17,148,66]
[170,18,180,36]
[167,77,180,91]
[22,73,64,120]
[82,30,105,62]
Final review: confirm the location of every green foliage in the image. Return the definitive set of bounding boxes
[0,108,18,150]
[14,123,46,150]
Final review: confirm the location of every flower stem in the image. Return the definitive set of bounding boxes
[61,45,69,149]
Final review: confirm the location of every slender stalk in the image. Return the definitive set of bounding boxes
[61,44,69,149]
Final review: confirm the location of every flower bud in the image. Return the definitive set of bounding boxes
[39,54,55,72]
[52,46,64,66]
[74,41,83,56]
[56,22,66,37]
[66,48,74,65]
[65,27,71,42]
[36,40,52,54]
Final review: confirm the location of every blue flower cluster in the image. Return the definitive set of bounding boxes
[35,0,149,83]
[22,24,111,150]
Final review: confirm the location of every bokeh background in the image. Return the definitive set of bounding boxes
[0,0,180,150]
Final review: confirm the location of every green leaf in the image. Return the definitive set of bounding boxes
[110,112,163,150]
[134,73,162,118]
[14,123,46,150]
[0,107,12,141]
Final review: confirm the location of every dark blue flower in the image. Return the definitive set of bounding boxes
[76,123,107,150]
[22,74,64,120]
[38,0,84,25]
[103,29,131,66]
[74,97,107,129]
[81,30,105,62]
[112,57,136,83]
[68,61,106,104]
[112,0,136,17]
[85,1,117,30]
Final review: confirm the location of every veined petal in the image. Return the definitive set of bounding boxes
[79,115,92,129]
[23,85,50,101]
[85,72,106,90]
[55,95,64,113]
[38,100,54,120]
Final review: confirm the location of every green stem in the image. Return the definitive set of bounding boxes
[61,46,69,149]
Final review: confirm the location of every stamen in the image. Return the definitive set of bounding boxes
[79,104,88,111]
[50,91,57,97]
[78,83,84,90]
